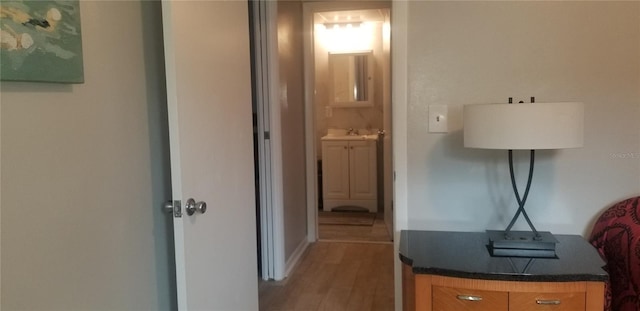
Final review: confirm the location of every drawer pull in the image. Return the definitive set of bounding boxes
[536,299,561,305]
[457,295,483,302]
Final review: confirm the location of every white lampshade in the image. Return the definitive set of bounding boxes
[463,102,584,150]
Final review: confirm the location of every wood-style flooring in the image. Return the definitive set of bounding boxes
[258,242,394,311]
[318,213,392,243]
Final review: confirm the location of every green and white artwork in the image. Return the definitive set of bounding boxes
[0,0,84,83]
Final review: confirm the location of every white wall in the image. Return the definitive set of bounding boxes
[0,1,175,310]
[277,0,309,264]
[403,1,640,236]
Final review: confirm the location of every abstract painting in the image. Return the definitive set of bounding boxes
[0,0,84,83]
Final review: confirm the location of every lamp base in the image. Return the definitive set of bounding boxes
[487,230,559,258]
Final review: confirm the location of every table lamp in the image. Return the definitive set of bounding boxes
[463,98,584,258]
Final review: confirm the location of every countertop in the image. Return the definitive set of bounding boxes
[321,134,379,141]
[399,230,608,282]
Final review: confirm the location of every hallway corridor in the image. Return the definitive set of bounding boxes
[259,242,394,310]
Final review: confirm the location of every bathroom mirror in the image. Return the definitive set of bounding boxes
[328,51,374,107]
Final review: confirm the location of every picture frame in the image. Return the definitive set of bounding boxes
[0,0,84,83]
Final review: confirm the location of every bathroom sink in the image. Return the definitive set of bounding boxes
[323,128,379,141]
[327,128,348,137]
[321,133,379,141]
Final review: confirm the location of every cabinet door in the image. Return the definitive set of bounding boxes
[322,141,350,199]
[509,292,585,311]
[432,286,508,311]
[349,140,377,200]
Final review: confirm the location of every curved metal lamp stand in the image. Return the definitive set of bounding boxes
[505,150,539,239]
[486,149,559,258]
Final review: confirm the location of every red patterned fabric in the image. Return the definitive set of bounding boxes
[589,197,640,311]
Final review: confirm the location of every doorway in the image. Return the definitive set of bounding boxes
[252,0,394,283]
[303,3,393,243]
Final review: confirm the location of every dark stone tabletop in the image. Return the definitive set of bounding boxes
[399,230,608,282]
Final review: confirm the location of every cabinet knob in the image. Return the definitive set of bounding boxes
[457,295,483,302]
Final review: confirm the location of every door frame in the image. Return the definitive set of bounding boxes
[251,0,286,281]
[390,1,410,310]
[302,1,393,242]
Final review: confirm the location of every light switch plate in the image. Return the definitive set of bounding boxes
[429,105,448,133]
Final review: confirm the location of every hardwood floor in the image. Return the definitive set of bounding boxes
[318,213,392,243]
[258,241,395,311]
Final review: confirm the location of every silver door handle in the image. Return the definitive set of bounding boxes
[163,201,174,213]
[185,198,196,216]
[163,200,182,217]
[196,201,207,214]
[536,299,561,305]
[185,198,207,216]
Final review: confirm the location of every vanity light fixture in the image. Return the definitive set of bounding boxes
[463,97,584,258]
[323,22,362,30]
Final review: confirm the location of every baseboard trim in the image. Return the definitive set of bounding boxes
[284,238,309,279]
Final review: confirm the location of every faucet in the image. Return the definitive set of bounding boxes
[347,128,357,136]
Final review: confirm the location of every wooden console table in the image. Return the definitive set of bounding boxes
[400,231,607,311]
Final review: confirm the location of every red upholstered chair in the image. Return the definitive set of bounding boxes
[589,196,640,311]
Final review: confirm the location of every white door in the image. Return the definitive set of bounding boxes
[162,1,258,310]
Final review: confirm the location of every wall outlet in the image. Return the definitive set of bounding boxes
[429,105,448,133]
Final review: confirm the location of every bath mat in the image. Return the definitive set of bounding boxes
[318,211,376,226]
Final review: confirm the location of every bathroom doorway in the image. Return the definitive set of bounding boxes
[303,2,393,243]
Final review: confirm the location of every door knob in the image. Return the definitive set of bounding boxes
[185,198,197,216]
[185,198,207,216]
[163,200,182,217]
[196,201,207,214]
[163,201,174,213]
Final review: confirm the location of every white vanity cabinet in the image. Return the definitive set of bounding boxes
[321,138,377,213]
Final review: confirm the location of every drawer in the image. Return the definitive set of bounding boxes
[509,292,585,311]
[433,286,508,311]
